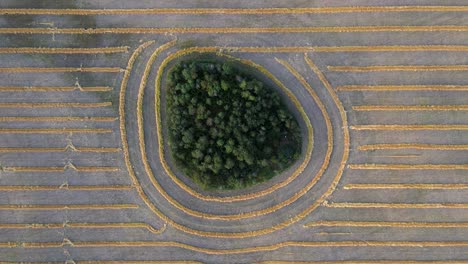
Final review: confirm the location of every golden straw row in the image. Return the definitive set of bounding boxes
[77,262,200,264]
[257,261,468,264]
[0,128,112,134]
[370,155,420,158]
[344,184,468,190]
[5,261,459,264]
[1,6,467,15]
[0,261,200,264]
[0,116,117,122]
[304,220,468,228]
[0,222,164,234]
[328,65,468,72]
[1,240,467,254]
[3,45,468,56]
[7,261,456,264]
[313,45,468,52]
[0,185,132,191]
[0,67,122,72]
[2,261,458,264]
[336,85,468,91]
[353,105,468,111]
[0,47,128,54]
[0,102,111,108]
[0,86,112,92]
[324,202,468,209]
[76,262,198,264]
[1,26,468,35]
[351,125,468,131]
[226,45,468,52]
[3,166,119,172]
[0,204,138,210]
[0,146,120,152]
[358,143,468,151]
[348,164,468,170]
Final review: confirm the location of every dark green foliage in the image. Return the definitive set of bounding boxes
[166,59,301,190]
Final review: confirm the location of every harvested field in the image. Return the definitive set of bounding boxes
[0,0,467,263]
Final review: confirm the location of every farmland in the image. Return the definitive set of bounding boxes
[0,1,467,263]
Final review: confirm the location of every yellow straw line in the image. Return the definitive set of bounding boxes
[24,45,462,55]
[350,125,468,131]
[11,240,468,253]
[344,184,468,190]
[79,86,114,92]
[71,147,120,152]
[0,222,163,233]
[353,105,468,111]
[348,164,468,170]
[0,261,459,264]
[227,45,468,53]
[313,45,468,52]
[0,102,111,108]
[0,262,201,264]
[359,143,468,151]
[230,46,315,52]
[3,166,119,172]
[0,204,138,210]
[337,85,468,91]
[0,116,117,122]
[77,261,200,264]
[0,223,65,228]
[328,65,468,72]
[0,261,64,264]
[0,45,465,60]
[0,185,133,191]
[0,67,123,73]
[1,26,468,35]
[0,222,167,235]
[75,166,120,172]
[325,202,468,209]
[372,155,421,158]
[2,239,468,256]
[1,6,468,15]
[3,166,63,172]
[0,147,120,152]
[0,46,129,54]
[0,86,113,92]
[66,223,165,234]
[258,261,468,264]
[304,220,468,228]
[0,128,112,134]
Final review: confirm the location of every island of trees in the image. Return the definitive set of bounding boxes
[166,59,301,190]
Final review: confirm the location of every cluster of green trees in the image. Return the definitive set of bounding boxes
[166,59,301,190]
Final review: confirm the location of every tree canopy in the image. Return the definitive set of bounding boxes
[166,59,301,190]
